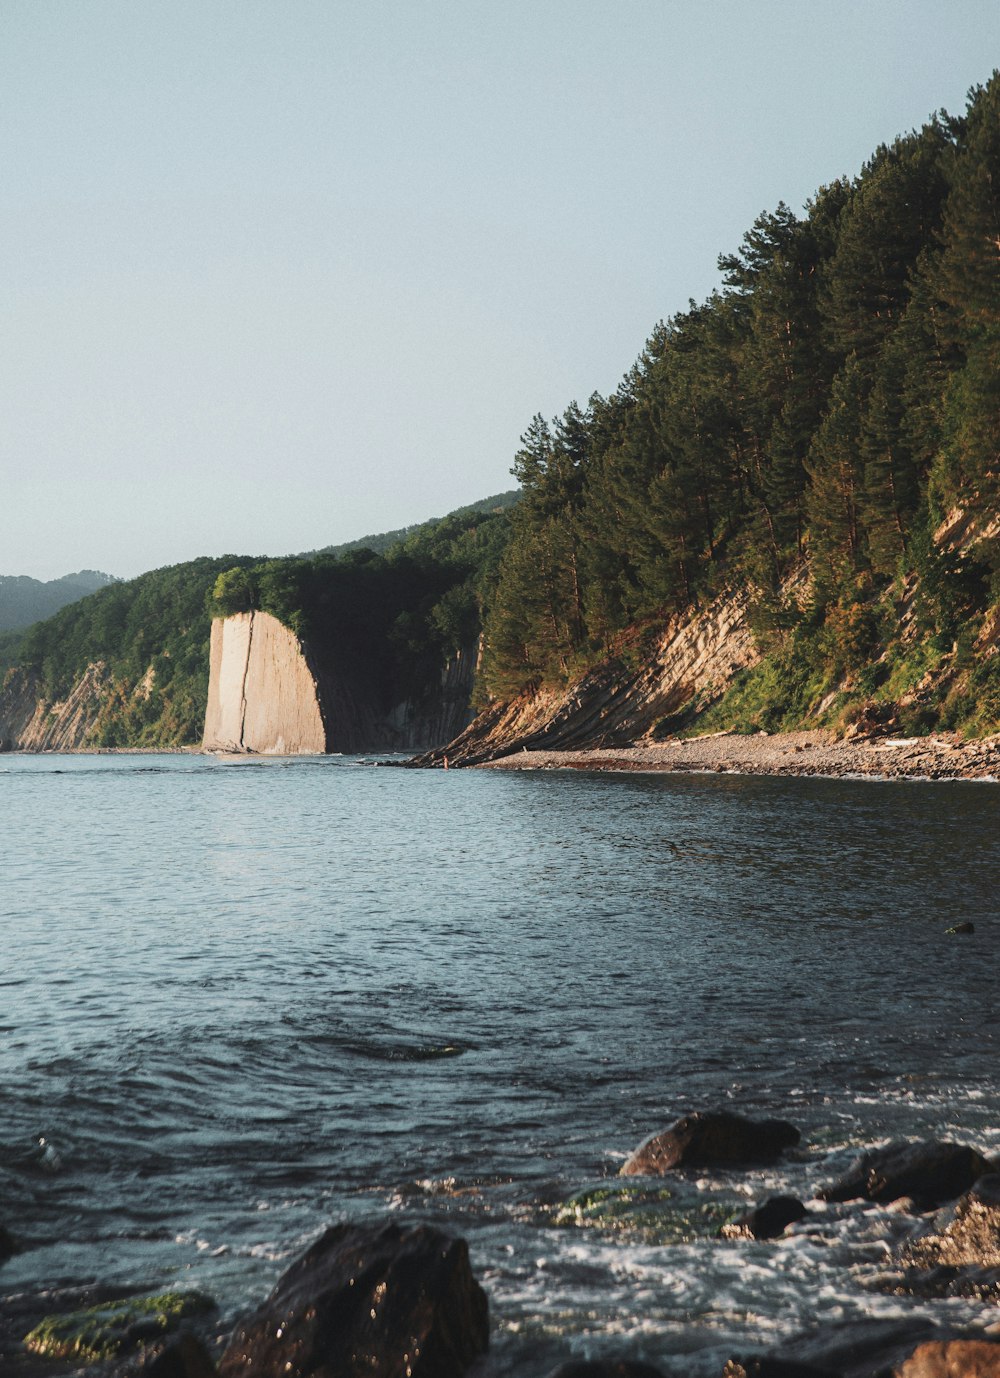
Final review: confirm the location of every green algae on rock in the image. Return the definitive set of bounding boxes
[550,1183,739,1243]
[23,1290,215,1363]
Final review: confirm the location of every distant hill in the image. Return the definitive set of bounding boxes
[0,570,118,632]
[302,490,520,560]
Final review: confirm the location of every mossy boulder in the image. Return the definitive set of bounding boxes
[23,1291,215,1363]
[550,1183,738,1243]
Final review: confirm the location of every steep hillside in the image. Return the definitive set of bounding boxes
[422,505,1000,765]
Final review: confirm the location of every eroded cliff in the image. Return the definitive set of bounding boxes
[421,586,760,766]
[0,663,111,752]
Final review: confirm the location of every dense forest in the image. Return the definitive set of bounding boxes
[479,75,1000,736]
[3,501,512,747]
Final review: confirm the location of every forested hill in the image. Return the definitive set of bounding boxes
[0,570,117,632]
[302,490,519,560]
[1,501,513,748]
[477,74,1000,738]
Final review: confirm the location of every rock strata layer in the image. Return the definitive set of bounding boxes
[0,663,111,751]
[417,586,760,766]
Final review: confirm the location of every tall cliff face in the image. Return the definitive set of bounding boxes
[202,611,476,754]
[203,612,328,753]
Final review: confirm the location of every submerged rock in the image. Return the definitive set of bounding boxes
[819,1140,993,1210]
[0,1225,20,1261]
[946,922,976,935]
[724,1317,942,1378]
[547,1363,666,1378]
[719,1196,808,1240]
[551,1183,738,1243]
[620,1111,801,1176]
[23,1292,216,1364]
[218,1220,488,1378]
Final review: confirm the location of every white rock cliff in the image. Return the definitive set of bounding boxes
[202,611,327,754]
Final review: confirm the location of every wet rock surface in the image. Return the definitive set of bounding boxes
[620,1112,801,1176]
[906,1175,1000,1269]
[112,1334,219,1378]
[819,1140,993,1211]
[894,1338,1000,1377]
[0,1284,183,1378]
[218,1220,488,1378]
[876,1263,1000,1303]
[724,1317,945,1378]
[718,1196,808,1241]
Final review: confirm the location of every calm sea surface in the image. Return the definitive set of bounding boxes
[1,754,997,1374]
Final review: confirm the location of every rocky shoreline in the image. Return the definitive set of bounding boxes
[4,1113,999,1378]
[477,729,1000,782]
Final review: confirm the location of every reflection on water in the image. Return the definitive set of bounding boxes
[1,755,997,1375]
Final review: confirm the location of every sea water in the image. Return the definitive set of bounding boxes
[1,754,997,1374]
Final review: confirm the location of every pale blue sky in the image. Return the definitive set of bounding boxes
[3,1,999,579]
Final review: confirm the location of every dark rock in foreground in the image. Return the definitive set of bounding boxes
[114,1334,219,1378]
[724,1317,941,1378]
[219,1220,488,1378]
[819,1140,993,1210]
[719,1196,808,1240]
[621,1112,801,1176]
